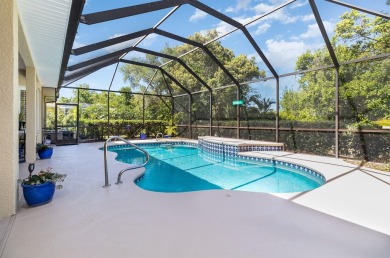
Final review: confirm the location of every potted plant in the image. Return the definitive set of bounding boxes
[18,166,66,206]
[19,111,26,130]
[37,143,53,159]
[140,129,147,140]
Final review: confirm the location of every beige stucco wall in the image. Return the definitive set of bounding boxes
[0,0,19,217]
[26,67,37,162]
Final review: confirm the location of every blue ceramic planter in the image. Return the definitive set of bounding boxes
[22,182,55,206]
[140,133,147,140]
[37,148,53,159]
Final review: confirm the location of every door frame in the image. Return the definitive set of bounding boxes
[55,102,79,145]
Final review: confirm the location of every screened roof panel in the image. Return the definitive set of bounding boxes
[197,0,255,21]
[317,0,389,63]
[137,34,192,57]
[74,9,169,46]
[206,37,269,85]
[144,72,172,96]
[157,5,230,43]
[117,62,161,94]
[249,0,332,74]
[196,41,236,87]
[163,61,207,93]
[68,37,142,67]
[215,29,274,79]
[328,0,390,15]
[198,0,293,25]
[82,0,156,13]
[61,0,389,93]
[159,71,187,96]
[178,47,216,89]
[65,63,123,91]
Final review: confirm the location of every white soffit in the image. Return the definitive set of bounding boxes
[18,0,72,88]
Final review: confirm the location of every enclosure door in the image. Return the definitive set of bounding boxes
[55,103,79,145]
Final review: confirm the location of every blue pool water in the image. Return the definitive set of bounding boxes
[110,144,324,193]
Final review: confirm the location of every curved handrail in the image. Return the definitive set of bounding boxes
[103,136,149,187]
[156,132,163,141]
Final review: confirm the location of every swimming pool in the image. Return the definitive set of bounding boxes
[108,143,325,193]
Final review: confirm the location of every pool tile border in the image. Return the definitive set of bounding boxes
[198,139,283,157]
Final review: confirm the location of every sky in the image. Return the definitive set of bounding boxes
[62,0,389,100]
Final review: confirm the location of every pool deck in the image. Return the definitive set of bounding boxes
[1,140,390,258]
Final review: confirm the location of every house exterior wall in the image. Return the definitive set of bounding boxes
[0,0,20,217]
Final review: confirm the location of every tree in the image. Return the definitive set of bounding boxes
[280,10,389,160]
[280,10,390,123]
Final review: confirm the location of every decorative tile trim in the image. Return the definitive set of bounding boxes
[237,153,325,183]
[198,139,283,157]
[105,141,197,151]
[199,148,325,183]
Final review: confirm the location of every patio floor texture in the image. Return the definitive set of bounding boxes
[1,141,390,258]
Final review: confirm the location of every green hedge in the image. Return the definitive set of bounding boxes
[78,120,169,139]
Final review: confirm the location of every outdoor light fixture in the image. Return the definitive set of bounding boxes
[28,163,35,178]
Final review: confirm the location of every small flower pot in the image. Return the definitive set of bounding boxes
[37,148,53,159]
[22,182,56,206]
[140,133,147,140]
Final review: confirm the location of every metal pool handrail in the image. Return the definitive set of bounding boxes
[103,136,150,187]
[156,132,163,141]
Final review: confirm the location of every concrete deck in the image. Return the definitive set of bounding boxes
[1,141,390,258]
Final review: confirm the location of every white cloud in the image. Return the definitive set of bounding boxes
[214,21,235,36]
[72,40,85,49]
[226,0,252,13]
[189,9,207,22]
[299,23,321,39]
[290,0,308,9]
[264,39,310,70]
[254,3,275,14]
[254,23,271,35]
[254,3,298,24]
[301,14,315,22]
[299,21,335,39]
[235,15,259,25]
[139,34,158,47]
[247,53,262,64]
[269,0,288,4]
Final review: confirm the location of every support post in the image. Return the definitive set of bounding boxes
[142,94,145,127]
[276,78,280,142]
[107,62,119,139]
[171,96,174,127]
[189,95,192,139]
[107,91,110,139]
[237,87,240,139]
[26,67,37,162]
[335,67,339,158]
[209,92,213,136]
[77,89,80,143]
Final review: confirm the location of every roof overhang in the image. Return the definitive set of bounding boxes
[17,0,84,88]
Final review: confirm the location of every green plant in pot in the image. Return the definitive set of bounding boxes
[18,165,66,206]
[36,143,53,159]
[19,111,26,130]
